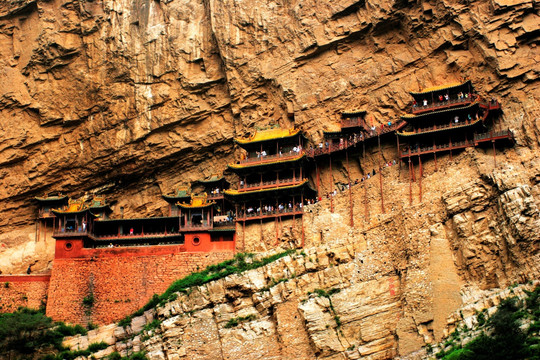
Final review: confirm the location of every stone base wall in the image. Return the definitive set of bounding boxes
[46,247,234,325]
[0,275,50,312]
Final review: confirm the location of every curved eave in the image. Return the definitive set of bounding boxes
[234,129,306,149]
[35,196,68,203]
[409,80,472,96]
[227,154,306,171]
[224,179,309,197]
[177,202,216,209]
[397,119,483,137]
[51,209,97,217]
[162,194,191,203]
[401,101,480,120]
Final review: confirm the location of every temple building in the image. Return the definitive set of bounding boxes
[309,110,406,157]
[225,127,316,223]
[162,187,191,216]
[192,175,232,219]
[35,193,68,242]
[398,80,513,162]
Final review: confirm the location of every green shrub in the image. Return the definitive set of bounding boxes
[56,322,88,336]
[118,250,294,327]
[142,319,161,332]
[83,294,95,307]
[88,341,109,352]
[224,314,256,328]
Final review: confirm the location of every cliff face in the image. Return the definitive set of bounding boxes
[0,0,538,271]
[0,0,539,357]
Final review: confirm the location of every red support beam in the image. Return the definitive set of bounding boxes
[408,158,413,206]
[346,150,354,227]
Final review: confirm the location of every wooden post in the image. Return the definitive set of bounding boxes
[433,139,438,171]
[364,178,369,223]
[408,158,413,206]
[315,163,320,197]
[419,155,423,203]
[493,140,497,168]
[242,219,246,252]
[346,150,354,227]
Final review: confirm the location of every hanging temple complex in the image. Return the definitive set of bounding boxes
[0,81,514,325]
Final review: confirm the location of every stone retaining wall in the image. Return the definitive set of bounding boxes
[46,249,234,325]
[0,275,50,312]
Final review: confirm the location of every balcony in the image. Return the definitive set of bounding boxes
[412,96,477,115]
[238,178,304,192]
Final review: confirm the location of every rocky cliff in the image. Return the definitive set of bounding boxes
[0,0,539,358]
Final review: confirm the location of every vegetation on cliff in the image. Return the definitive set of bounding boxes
[0,307,88,359]
[118,249,295,327]
[435,285,540,360]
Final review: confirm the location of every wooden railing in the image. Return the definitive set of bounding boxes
[399,130,513,158]
[307,121,406,157]
[238,151,304,165]
[412,95,477,114]
[237,207,303,221]
[238,178,303,192]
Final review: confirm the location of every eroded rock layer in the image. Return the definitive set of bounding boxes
[0,0,539,358]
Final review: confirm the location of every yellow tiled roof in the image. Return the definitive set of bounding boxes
[420,82,462,93]
[177,194,215,209]
[235,128,300,144]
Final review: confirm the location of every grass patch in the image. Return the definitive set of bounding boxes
[106,352,147,360]
[142,319,161,332]
[88,341,109,352]
[224,314,256,329]
[118,250,294,327]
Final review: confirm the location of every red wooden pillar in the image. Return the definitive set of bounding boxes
[433,139,437,171]
[408,158,413,206]
[315,163,320,197]
[492,140,497,168]
[364,177,369,223]
[419,155,423,203]
[346,150,354,227]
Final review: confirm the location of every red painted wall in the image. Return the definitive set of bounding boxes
[0,275,50,313]
[46,240,235,325]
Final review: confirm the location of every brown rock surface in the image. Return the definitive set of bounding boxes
[0,0,539,358]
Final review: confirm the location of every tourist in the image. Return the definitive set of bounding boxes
[444,93,449,101]
[319,142,323,149]
[423,99,428,106]
[454,116,459,123]
[412,100,417,107]
[82,220,87,232]
[439,94,443,102]
[129,228,134,235]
